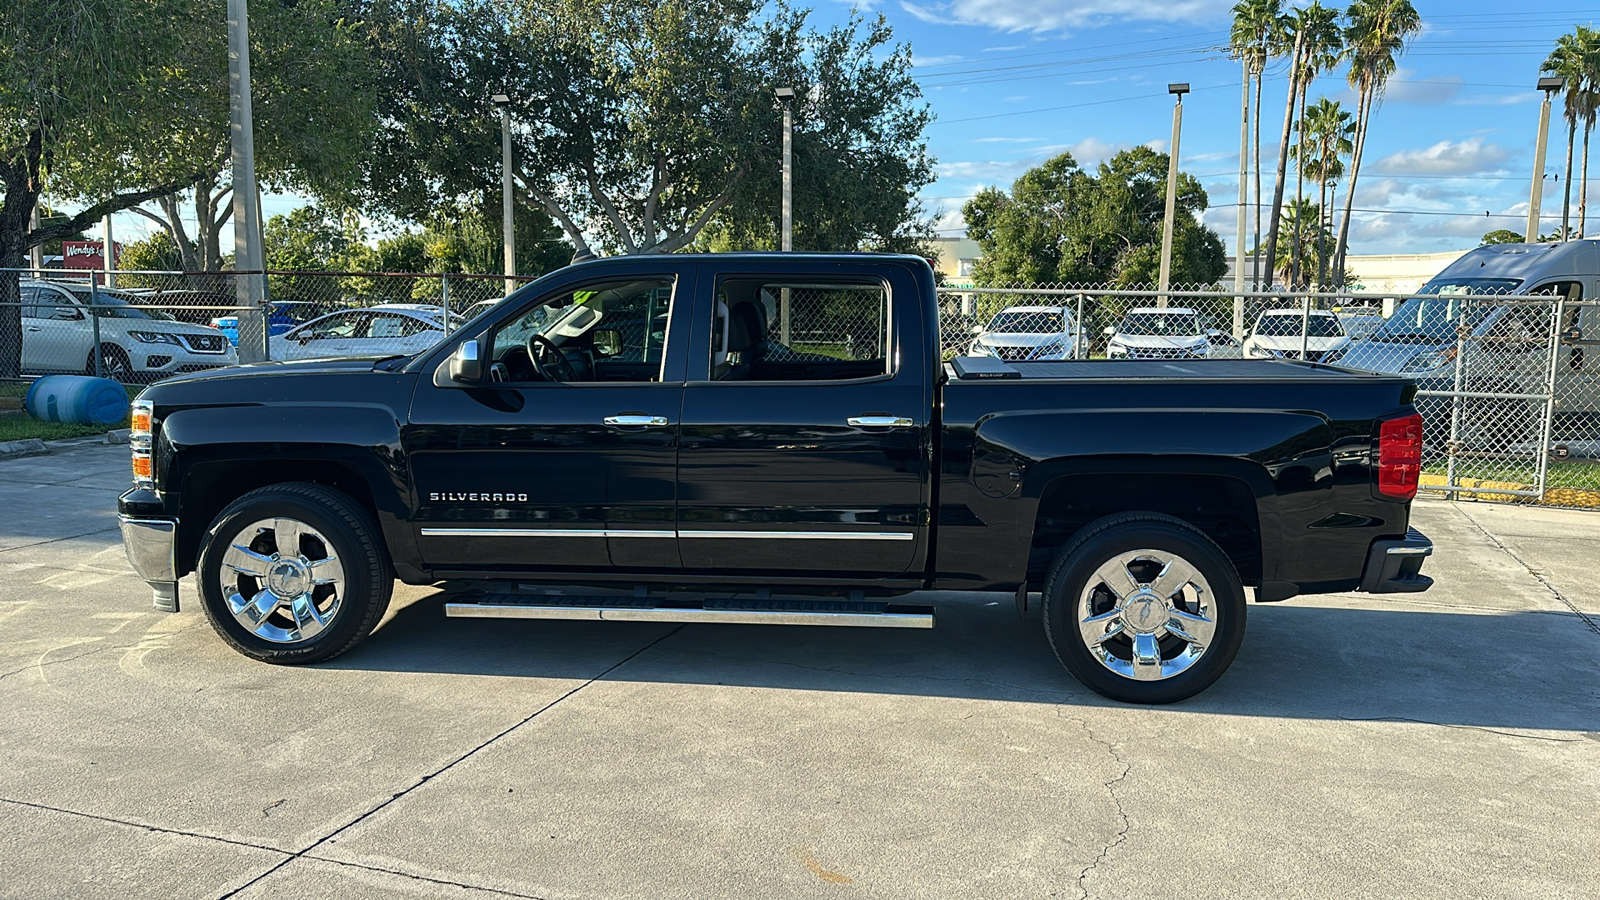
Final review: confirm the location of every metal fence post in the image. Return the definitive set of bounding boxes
[1444,299,1469,495]
[441,273,451,335]
[1534,295,1565,500]
[89,280,103,378]
[1075,293,1086,359]
[1300,295,1311,360]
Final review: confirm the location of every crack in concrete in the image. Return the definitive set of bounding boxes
[217,625,688,900]
[0,526,122,556]
[1453,505,1600,636]
[0,796,544,898]
[1055,711,1132,900]
[0,796,292,856]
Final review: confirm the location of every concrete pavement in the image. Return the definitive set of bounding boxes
[0,443,1595,899]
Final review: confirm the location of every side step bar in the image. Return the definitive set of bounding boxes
[444,593,935,629]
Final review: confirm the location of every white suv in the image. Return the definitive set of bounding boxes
[21,280,237,382]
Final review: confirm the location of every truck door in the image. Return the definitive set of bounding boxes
[674,265,932,579]
[406,266,694,573]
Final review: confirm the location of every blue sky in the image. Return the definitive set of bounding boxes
[95,1,1600,259]
[808,0,1600,255]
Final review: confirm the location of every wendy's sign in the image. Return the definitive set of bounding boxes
[62,240,122,269]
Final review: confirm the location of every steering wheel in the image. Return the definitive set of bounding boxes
[527,333,577,382]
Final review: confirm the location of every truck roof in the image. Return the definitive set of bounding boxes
[1431,239,1600,285]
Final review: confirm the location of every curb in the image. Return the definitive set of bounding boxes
[0,439,49,461]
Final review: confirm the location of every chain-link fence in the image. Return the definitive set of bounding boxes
[3,267,1595,510]
[938,283,1600,510]
[0,267,539,384]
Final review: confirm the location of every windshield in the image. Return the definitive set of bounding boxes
[987,311,1064,334]
[1419,277,1523,296]
[1117,312,1200,337]
[1255,314,1344,337]
[86,290,176,321]
[1374,296,1498,343]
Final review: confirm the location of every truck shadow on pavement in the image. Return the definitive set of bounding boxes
[326,590,1600,734]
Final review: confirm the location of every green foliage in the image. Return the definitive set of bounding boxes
[355,0,933,255]
[963,148,1227,288]
[1481,229,1525,246]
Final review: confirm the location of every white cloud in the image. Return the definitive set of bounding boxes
[1371,138,1511,176]
[1382,69,1463,105]
[910,53,967,68]
[898,0,1227,33]
[971,136,1045,144]
[1454,93,1538,107]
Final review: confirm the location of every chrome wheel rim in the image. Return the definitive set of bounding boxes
[220,517,345,644]
[1077,548,1217,682]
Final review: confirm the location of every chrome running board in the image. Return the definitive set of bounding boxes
[444,593,934,629]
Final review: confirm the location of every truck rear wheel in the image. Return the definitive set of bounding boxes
[197,483,393,664]
[1041,513,1246,704]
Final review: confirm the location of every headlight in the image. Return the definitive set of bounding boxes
[1107,340,1128,357]
[129,331,181,345]
[1247,345,1279,359]
[1035,342,1065,357]
[1402,347,1457,373]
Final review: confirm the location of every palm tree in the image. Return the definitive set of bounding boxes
[1333,0,1422,284]
[1263,1,1342,288]
[1542,28,1592,240]
[1287,3,1344,284]
[1302,97,1354,289]
[1231,0,1285,289]
[1272,198,1330,284]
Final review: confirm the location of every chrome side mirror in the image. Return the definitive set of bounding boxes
[449,339,482,384]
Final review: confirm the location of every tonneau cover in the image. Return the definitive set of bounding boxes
[948,358,1382,382]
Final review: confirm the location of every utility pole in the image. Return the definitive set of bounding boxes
[775,87,795,252]
[228,0,268,363]
[1157,84,1189,308]
[492,93,516,294]
[1528,77,1565,243]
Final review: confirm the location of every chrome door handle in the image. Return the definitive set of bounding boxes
[847,416,914,428]
[604,415,670,427]
[25,326,41,332]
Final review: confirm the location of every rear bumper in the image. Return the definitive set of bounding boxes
[1359,527,1434,593]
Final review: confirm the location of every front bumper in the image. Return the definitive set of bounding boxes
[117,492,180,612]
[1359,527,1434,593]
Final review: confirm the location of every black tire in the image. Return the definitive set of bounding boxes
[197,482,393,664]
[1041,512,1247,705]
[87,344,135,382]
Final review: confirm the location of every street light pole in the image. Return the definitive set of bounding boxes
[492,93,516,294]
[227,0,267,363]
[1157,83,1189,308]
[775,86,795,252]
[1528,76,1565,243]
[1234,57,1249,338]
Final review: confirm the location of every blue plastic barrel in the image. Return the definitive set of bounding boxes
[24,376,128,426]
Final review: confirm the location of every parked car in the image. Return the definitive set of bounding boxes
[1105,307,1235,359]
[19,280,236,381]
[125,288,236,325]
[967,305,1083,360]
[1243,309,1352,362]
[210,301,327,346]
[267,304,461,361]
[1335,309,1386,343]
[119,253,1433,706]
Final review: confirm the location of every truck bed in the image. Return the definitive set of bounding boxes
[948,357,1395,382]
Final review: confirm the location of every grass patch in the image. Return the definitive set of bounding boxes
[1424,458,1600,492]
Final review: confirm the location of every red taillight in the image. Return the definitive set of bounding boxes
[1377,413,1423,500]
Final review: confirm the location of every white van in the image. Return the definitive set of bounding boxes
[1329,240,1600,421]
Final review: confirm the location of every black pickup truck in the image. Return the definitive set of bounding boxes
[117,253,1433,703]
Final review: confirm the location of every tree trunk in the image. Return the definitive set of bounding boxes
[1580,123,1592,238]
[1318,176,1330,291]
[1252,68,1264,289]
[1262,33,1306,290]
[1562,118,1576,240]
[1334,87,1371,286]
[1290,82,1309,289]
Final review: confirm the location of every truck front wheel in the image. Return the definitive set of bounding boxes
[197,483,393,664]
[1041,513,1246,704]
